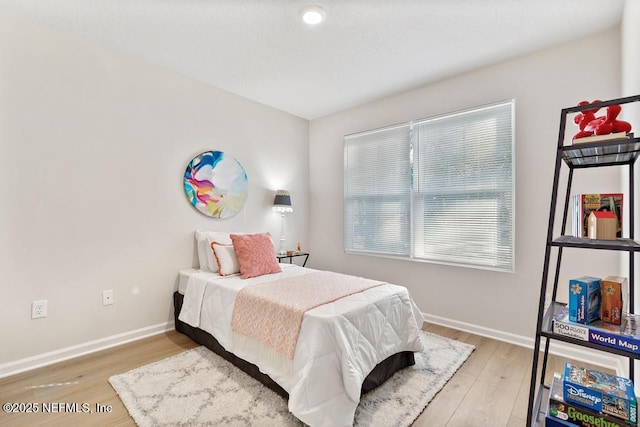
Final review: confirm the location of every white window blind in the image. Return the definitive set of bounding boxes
[344,124,411,256]
[344,100,514,272]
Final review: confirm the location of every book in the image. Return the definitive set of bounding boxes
[547,372,635,427]
[563,362,637,424]
[552,306,640,354]
[572,131,632,145]
[573,193,623,238]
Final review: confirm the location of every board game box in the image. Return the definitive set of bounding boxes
[545,413,575,427]
[552,306,640,354]
[547,372,635,427]
[569,276,602,325]
[563,362,637,424]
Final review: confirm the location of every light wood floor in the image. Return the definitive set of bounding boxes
[0,323,612,427]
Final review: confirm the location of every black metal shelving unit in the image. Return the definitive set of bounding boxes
[526,95,640,427]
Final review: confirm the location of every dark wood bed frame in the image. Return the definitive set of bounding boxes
[173,291,415,398]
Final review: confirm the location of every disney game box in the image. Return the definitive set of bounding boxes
[547,372,635,427]
[563,362,637,424]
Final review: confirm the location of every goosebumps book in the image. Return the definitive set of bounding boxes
[573,193,623,238]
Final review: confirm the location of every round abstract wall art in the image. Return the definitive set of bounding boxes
[183,151,248,218]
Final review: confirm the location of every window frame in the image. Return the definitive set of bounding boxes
[343,100,515,273]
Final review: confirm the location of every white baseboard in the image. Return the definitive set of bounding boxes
[422,312,627,376]
[2,314,628,381]
[0,321,175,379]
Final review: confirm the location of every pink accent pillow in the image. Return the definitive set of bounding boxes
[230,233,282,279]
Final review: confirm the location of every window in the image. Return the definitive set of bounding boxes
[344,100,514,272]
[343,124,411,256]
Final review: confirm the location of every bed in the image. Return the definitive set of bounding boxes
[174,231,425,427]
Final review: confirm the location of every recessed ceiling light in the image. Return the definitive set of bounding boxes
[300,5,326,25]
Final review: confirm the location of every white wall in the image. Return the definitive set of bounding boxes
[0,11,309,371]
[309,28,623,340]
[622,1,640,97]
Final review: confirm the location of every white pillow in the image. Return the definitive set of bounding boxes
[195,231,210,271]
[194,231,246,272]
[195,231,232,272]
[211,243,240,276]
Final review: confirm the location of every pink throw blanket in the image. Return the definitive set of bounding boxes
[231,271,384,359]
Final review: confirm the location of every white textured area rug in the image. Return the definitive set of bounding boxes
[109,331,474,426]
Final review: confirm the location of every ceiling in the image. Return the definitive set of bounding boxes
[0,0,625,119]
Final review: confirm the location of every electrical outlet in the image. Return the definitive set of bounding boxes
[32,300,47,319]
[102,290,114,306]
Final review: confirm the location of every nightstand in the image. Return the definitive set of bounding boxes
[276,252,309,267]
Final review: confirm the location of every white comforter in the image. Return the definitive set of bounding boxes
[178,265,424,427]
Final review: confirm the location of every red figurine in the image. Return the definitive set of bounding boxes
[573,100,632,140]
[605,104,632,134]
[573,100,601,140]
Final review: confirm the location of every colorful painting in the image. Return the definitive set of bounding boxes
[183,151,248,218]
